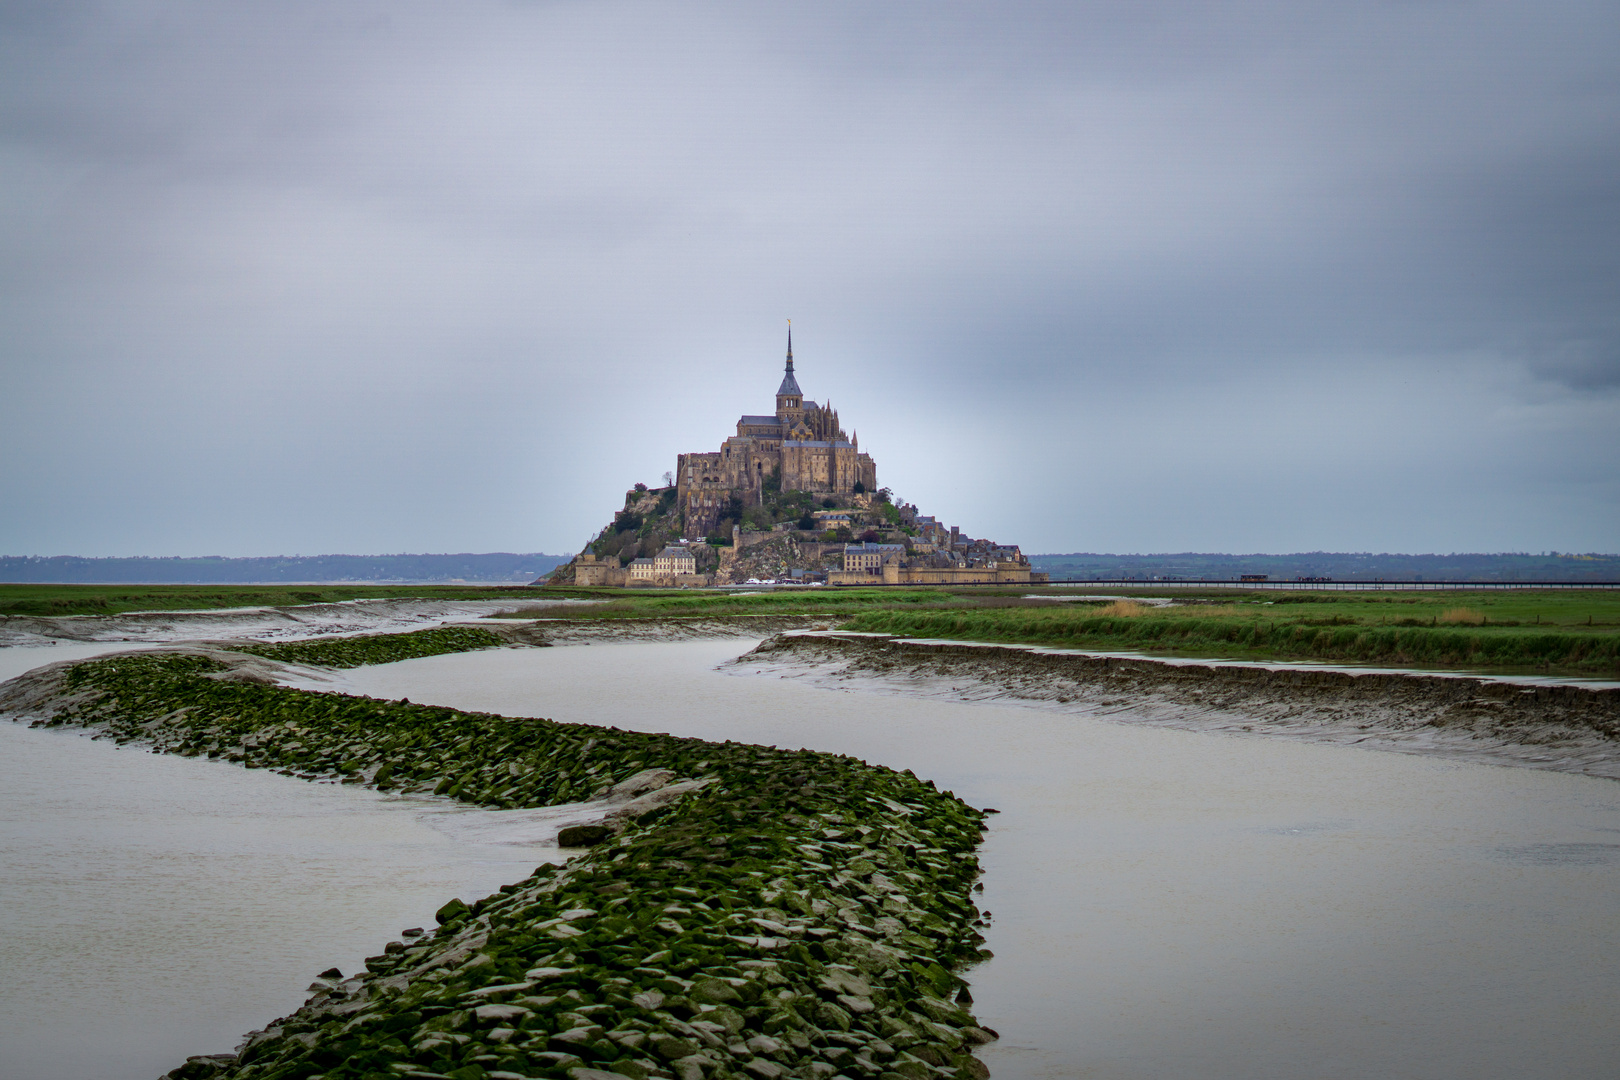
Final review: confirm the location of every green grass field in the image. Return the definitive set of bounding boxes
[839,590,1620,676]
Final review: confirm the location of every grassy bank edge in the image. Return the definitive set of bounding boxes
[836,609,1620,677]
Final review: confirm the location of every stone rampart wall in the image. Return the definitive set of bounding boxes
[828,565,1036,586]
[574,562,628,587]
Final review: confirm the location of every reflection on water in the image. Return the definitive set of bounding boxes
[330,640,1620,1080]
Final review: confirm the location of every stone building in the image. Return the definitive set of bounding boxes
[842,542,906,574]
[653,545,697,576]
[626,544,703,585]
[677,329,878,539]
[574,553,627,587]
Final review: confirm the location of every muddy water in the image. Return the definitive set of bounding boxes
[0,715,567,1080]
[325,640,1620,1080]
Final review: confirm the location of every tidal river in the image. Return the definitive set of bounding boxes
[0,646,564,1080]
[325,639,1620,1080]
[5,637,1620,1080]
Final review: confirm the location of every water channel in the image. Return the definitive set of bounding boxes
[0,644,564,1080]
[4,636,1619,1079]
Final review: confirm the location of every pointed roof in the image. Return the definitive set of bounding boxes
[777,324,802,397]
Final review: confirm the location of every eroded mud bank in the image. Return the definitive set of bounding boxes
[507,617,844,647]
[733,633,1620,780]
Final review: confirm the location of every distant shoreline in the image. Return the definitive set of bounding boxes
[0,552,571,585]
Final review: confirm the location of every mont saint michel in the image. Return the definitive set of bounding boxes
[560,331,1042,587]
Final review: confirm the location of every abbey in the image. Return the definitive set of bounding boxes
[677,330,878,539]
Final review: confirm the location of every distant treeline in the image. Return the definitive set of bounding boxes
[1029,551,1620,583]
[0,553,571,584]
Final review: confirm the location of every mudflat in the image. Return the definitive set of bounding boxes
[736,631,1620,780]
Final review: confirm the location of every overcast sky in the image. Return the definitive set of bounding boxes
[2,1,1616,557]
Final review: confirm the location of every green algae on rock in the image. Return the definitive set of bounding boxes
[227,626,509,669]
[28,651,996,1080]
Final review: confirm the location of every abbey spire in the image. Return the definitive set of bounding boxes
[776,324,802,400]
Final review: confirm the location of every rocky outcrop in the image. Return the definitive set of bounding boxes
[713,537,841,586]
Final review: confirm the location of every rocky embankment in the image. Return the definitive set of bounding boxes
[736,633,1620,780]
[1,646,995,1080]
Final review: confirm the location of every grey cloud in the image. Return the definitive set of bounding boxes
[0,1,1616,555]
[1526,340,1620,392]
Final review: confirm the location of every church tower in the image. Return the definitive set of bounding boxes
[775,325,804,425]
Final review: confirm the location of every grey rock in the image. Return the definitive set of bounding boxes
[631,989,665,1011]
[464,982,533,1000]
[956,1054,991,1080]
[815,1001,853,1032]
[550,1027,604,1052]
[745,1035,784,1056]
[473,1003,531,1023]
[673,1054,711,1080]
[530,1051,586,1071]
[558,824,613,847]
[652,1034,700,1060]
[524,965,577,982]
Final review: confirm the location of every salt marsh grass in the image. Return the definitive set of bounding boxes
[843,591,1620,676]
[1095,600,1149,617]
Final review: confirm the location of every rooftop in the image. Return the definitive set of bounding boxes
[777,328,802,397]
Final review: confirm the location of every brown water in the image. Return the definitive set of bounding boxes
[322,639,1620,1080]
